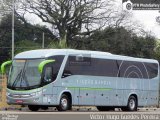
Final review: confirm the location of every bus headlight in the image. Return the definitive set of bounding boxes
[30,91,42,96]
[37,91,42,95]
[30,92,36,96]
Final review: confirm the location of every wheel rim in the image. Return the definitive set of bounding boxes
[61,98,68,109]
[129,99,135,110]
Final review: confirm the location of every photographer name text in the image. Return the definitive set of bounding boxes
[90,114,159,120]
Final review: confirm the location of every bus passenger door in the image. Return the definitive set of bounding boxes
[41,66,55,104]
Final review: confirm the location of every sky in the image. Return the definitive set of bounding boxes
[132,10,160,39]
[117,0,160,39]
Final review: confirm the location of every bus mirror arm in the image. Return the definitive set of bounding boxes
[38,60,55,73]
[1,60,12,74]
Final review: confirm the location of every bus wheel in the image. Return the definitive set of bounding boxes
[96,106,114,111]
[127,96,137,111]
[28,105,40,111]
[57,94,70,111]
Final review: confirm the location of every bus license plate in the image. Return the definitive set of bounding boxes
[16,100,23,103]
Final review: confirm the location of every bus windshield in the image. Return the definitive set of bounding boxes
[8,59,44,90]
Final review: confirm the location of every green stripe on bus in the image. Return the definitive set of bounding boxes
[68,87,112,91]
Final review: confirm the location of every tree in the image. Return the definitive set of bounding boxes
[15,40,41,54]
[2,0,137,48]
[153,40,160,60]
[82,27,134,54]
[80,27,156,58]
[131,35,156,58]
[0,14,57,64]
[1,0,155,61]
[16,0,118,46]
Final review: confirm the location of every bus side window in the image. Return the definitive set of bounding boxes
[44,67,52,83]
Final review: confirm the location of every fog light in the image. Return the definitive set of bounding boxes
[30,92,36,96]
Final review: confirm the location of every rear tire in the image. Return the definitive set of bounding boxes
[28,105,40,111]
[96,106,115,111]
[126,96,137,111]
[57,94,70,111]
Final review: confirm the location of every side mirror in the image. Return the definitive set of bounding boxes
[38,60,55,73]
[1,60,12,74]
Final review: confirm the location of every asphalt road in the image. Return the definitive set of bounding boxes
[0,108,160,120]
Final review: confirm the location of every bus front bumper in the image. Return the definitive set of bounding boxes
[6,93,42,105]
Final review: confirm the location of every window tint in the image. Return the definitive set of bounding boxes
[144,63,158,79]
[63,56,158,79]
[63,56,118,77]
[44,67,52,83]
[47,55,64,81]
[119,61,158,79]
[24,59,43,87]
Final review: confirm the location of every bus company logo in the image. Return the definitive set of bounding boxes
[122,0,160,11]
[123,0,133,11]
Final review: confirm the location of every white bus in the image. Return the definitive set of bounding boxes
[1,49,159,111]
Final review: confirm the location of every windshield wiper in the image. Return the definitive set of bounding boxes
[20,69,29,87]
[12,70,22,88]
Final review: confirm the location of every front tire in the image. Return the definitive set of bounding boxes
[28,105,40,111]
[57,94,70,111]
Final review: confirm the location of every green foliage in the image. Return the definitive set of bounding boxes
[14,40,41,55]
[18,0,115,47]
[153,40,160,60]
[72,27,156,59]
[0,14,57,64]
[131,36,156,58]
[48,40,73,49]
[0,13,158,64]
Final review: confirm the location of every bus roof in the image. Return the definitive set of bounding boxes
[15,49,111,58]
[14,49,158,63]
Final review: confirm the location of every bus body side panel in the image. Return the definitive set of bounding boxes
[54,54,159,107]
[59,76,125,106]
[55,75,159,107]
